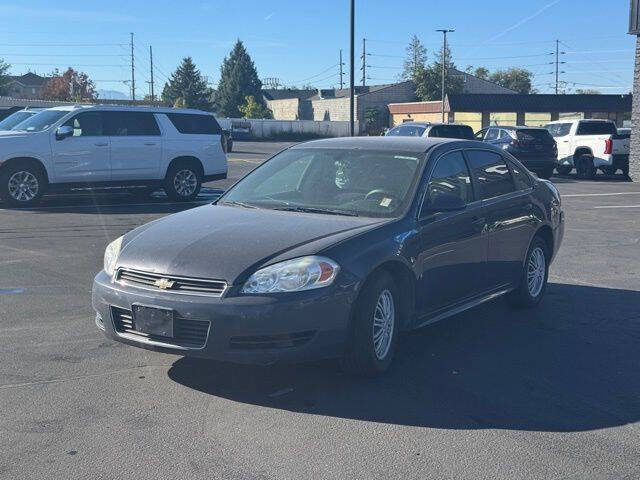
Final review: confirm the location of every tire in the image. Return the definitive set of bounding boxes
[601,166,617,176]
[0,162,46,208]
[537,168,554,180]
[506,235,549,309]
[575,154,596,179]
[163,162,202,202]
[556,165,572,176]
[341,271,400,376]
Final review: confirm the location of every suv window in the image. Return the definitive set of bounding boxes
[104,111,161,136]
[166,113,222,135]
[546,123,572,137]
[428,125,474,140]
[484,128,499,141]
[466,150,515,199]
[63,111,104,137]
[386,125,426,137]
[426,151,474,207]
[576,121,616,136]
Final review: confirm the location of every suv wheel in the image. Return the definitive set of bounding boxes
[0,163,46,207]
[556,165,572,176]
[506,235,549,309]
[341,272,399,376]
[164,163,202,201]
[575,154,596,179]
[537,168,554,180]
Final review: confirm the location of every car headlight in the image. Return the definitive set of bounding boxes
[242,256,339,294]
[103,236,123,277]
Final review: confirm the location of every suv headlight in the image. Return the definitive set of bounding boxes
[242,256,339,294]
[103,236,123,277]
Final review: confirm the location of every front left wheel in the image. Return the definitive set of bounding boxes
[0,163,46,208]
[506,235,549,309]
[341,272,400,376]
[164,163,202,202]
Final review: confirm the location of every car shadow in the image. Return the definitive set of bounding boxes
[551,173,633,183]
[168,282,640,433]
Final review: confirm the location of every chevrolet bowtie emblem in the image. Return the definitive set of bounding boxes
[154,278,175,290]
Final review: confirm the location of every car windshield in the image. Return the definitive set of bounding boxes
[0,111,35,130]
[220,148,424,217]
[11,110,69,132]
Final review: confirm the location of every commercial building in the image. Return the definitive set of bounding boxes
[389,93,632,131]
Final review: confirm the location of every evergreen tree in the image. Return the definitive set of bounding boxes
[214,40,265,118]
[414,45,464,101]
[162,57,212,111]
[402,35,427,81]
[0,59,10,96]
[239,96,272,119]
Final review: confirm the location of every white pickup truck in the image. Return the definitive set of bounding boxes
[545,119,630,179]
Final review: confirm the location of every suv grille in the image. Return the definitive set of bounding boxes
[111,307,210,349]
[116,269,227,296]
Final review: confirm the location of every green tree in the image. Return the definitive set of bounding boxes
[239,95,272,119]
[489,68,534,94]
[575,88,601,94]
[465,65,489,80]
[414,45,464,101]
[162,57,212,110]
[214,40,265,118]
[0,59,10,96]
[402,35,427,81]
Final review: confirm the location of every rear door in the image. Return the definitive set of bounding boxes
[416,150,488,315]
[106,111,163,180]
[465,149,535,289]
[52,110,110,182]
[546,123,573,164]
[514,128,556,160]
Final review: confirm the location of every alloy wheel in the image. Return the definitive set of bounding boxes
[8,171,39,202]
[173,169,197,197]
[372,289,395,360]
[527,247,546,298]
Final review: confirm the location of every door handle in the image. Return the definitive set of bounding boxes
[94,142,108,147]
[144,142,157,146]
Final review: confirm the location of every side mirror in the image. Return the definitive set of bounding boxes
[55,125,73,140]
[422,192,466,215]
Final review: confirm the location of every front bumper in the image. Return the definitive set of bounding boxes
[92,271,355,365]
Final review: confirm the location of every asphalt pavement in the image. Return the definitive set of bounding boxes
[1,142,639,480]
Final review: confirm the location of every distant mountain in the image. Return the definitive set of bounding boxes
[96,89,129,100]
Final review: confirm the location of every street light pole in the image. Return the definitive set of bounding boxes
[436,29,454,123]
[349,0,355,136]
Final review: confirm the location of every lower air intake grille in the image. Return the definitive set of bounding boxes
[111,307,209,349]
[229,331,316,350]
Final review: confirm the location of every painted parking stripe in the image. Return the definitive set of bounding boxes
[0,199,217,212]
[563,192,640,198]
[593,205,640,209]
[0,288,25,295]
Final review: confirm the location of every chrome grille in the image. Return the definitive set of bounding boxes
[116,268,227,296]
[111,307,210,349]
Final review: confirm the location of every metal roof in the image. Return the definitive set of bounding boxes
[446,93,632,113]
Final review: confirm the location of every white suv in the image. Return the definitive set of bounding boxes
[0,105,228,207]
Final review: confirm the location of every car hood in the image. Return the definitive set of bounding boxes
[117,204,388,283]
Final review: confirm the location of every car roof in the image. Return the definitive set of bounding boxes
[291,136,456,153]
[46,104,212,115]
[546,119,613,125]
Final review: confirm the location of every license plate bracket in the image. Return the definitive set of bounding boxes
[132,304,174,337]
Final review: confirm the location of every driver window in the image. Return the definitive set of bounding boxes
[474,129,486,140]
[484,128,499,141]
[253,155,312,197]
[425,151,473,210]
[63,111,103,137]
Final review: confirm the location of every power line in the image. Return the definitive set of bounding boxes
[8,62,128,67]
[286,63,339,85]
[0,53,128,57]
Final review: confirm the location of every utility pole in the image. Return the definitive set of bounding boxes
[339,49,344,89]
[149,45,155,102]
[436,29,454,123]
[361,38,366,87]
[349,0,355,136]
[130,32,136,101]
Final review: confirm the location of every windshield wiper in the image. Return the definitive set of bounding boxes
[272,206,359,217]
[219,200,259,209]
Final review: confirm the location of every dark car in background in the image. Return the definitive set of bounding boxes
[475,126,558,179]
[0,108,43,132]
[93,137,564,375]
[386,122,474,140]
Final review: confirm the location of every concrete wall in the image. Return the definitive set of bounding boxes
[266,98,301,120]
[391,112,442,126]
[357,83,416,132]
[216,118,359,138]
[310,96,354,122]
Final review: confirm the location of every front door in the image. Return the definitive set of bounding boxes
[52,111,110,183]
[105,111,162,180]
[416,150,488,316]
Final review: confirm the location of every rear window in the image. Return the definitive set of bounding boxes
[546,123,572,137]
[386,125,426,137]
[428,125,474,140]
[166,113,222,135]
[576,121,616,136]
[516,128,553,143]
[103,111,161,136]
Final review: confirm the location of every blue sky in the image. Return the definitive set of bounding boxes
[0,0,635,96]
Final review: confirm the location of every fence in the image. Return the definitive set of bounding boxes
[215,118,359,139]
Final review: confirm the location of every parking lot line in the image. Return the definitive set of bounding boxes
[0,199,216,212]
[563,192,640,198]
[593,205,640,209]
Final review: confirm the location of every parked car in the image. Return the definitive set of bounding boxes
[475,126,557,179]
[545,119,630,178]
[0,107,43,133]
[221,128,233,152]
[0,105,228,207]
[92,136,564,375]
[386,122,474,140]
